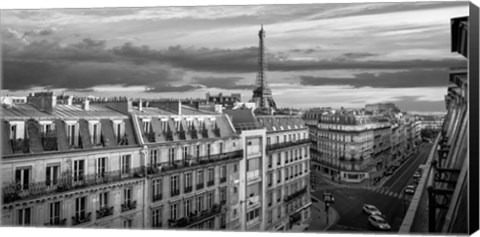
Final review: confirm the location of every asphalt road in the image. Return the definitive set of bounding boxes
[311,144,433,233]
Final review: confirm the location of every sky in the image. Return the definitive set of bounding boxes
[0,1,469,113]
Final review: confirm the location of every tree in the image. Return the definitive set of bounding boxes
[420,128,436,139]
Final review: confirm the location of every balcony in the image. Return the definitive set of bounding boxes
[96,206,114,219]
[196,183,204,190]
[72,212,92,226]
[178,130,187,140]
[146,150,243,176]
[11,138,30,153]
[152,193,163,202]
[171,189,180,197]
[200,129,209,138]
[168,203,223,228]
[164,130,173,141]
[2,167,145,204]
[44,218,66,226]
[184,186,193,193]
[145,131,156,143]
[266,139,310,152]
[284,187,308,203]
[41,131,58,151]
[219,177,227,183]
[213,127,221,137]
[121,200,137,212]
[207,180,214,187]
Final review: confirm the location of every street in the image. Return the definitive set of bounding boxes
[310,144,432,233]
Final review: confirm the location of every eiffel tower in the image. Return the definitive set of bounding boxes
[250,25,277,112]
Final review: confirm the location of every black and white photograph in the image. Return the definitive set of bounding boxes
[0,0,478,236]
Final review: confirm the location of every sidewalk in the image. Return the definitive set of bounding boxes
[306,196,339,232]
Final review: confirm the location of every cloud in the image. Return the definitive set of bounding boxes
[145,84,201,93]
[299,69,452,88]
[341,52,377,59]
[192,76,254,90]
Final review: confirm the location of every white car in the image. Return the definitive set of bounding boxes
[363,204,382,216]
[368,214,391,230]
[413,172,422,179]
[404,185,416,194]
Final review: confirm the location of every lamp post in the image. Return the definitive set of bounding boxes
[323,192,334,225]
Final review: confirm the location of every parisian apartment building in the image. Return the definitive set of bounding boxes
[1,92,311,231]
[303,107,420,184]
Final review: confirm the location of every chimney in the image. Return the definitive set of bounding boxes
[67,96,73,106]
[26,91,57,114]
[139,98,143,111]
[178,100,182,115]
[83,99,90,111]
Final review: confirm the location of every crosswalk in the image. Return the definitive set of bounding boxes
[367,186,406,200]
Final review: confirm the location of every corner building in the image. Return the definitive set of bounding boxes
[2,93,145,228]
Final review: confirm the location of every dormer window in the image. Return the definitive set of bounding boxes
[89,121,101,146]
[113,121,125,143]
[10,124,17,140]
[142,119,151,133]
[65,121,79,147]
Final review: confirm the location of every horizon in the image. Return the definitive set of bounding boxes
[1,2,469,113]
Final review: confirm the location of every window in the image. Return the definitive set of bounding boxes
[97,157,107,178]
[220,187,227,203]
[268,192,273,206]
[46,164,59,187]
[195,144,200,158]
[10,124,17,140]
[150,149,158,166]
[184,199,192,217]
[123,219,132,228]
[277,189,282,202]
[121,155,131,174]
[92,123,101,145]
[246,208,260,222]
[285,168,289,181]
[15,167,30,190]
[207,144,211,156]
[233,164,238,172]
[49,201,61,224]
[171,175,179,196]
[152,179,162,201]
[268,172,273,186]
[115,122,123,143]
[196,170,204,188]
[267,137,271,146]
[277,155,281,166]
[18,207,31,226]
[123,187,132,204]
[99,192,109,208]
[219,142,224,154]
[152,207,163,228]
[207,168,215,186]
[285,152,289,164]
[184,173,192,193]
[168,147,176,163]
[183,146,189,160]
[293,134,296,141]
[75,196,86,219]
[220,165,227,183]
[246,158,260,171]
[268,210,272,224]
[66,123,77,146]
[276,136,279,143]
[73,160,84,182]
[207,192,214,209]
[277,206,281,218]
[277,170,281,183]
[196,196,204,212]
[268,155,272,168]
[142,120,151,133]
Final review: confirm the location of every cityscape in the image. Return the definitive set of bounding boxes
[0,2,474,235]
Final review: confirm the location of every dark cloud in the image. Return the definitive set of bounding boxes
[299,69,451,88]
[342,52,377,59]
[289,48,320,54]
[3,60,183,91]
[145,84,201,93]
[192,76,254,90]
[23,27,57,37]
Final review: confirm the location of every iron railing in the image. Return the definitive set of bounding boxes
[121,200,137,212]
[152,193,163,202]
[96,206,114,219]
[266,139,310,152]
[44,218,67,226]
[168,203,223,228]
[11,138,30,153]
[72,212,91,226]
[284,187,308,203]
[146,150,243,175]
[2,167,145,204]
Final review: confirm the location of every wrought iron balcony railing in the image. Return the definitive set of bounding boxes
[168,203,223,228]
[196,183,204,190]
[266,139,310,152]
[207,180,214,187]
[41,131,58,151]
[2,167,145,204]
[44,218,67,226]
[96,206,114,219]
[152,193,163,202]
[72,212,91,226]
[219,177,227,183]
[121,200,137,212]
[11,138,30,153]
[146,150,243,175]
[184,186,193,193]
[145,131,156,143]
[284,187,308,203]
[171,189,180,197]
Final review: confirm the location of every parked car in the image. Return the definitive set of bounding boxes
[368,214,391,230]
[413,172,422,179]
[404,185,416,194]
[384,170,394,176]
[363,204,382,216]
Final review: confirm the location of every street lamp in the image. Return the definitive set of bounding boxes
[323,192,335,225]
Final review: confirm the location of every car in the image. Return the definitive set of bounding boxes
[404,185,416,194]
[384,170,394,176]
[368,214,391,230]
[363,204,382,216]
[413,172,422,179]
